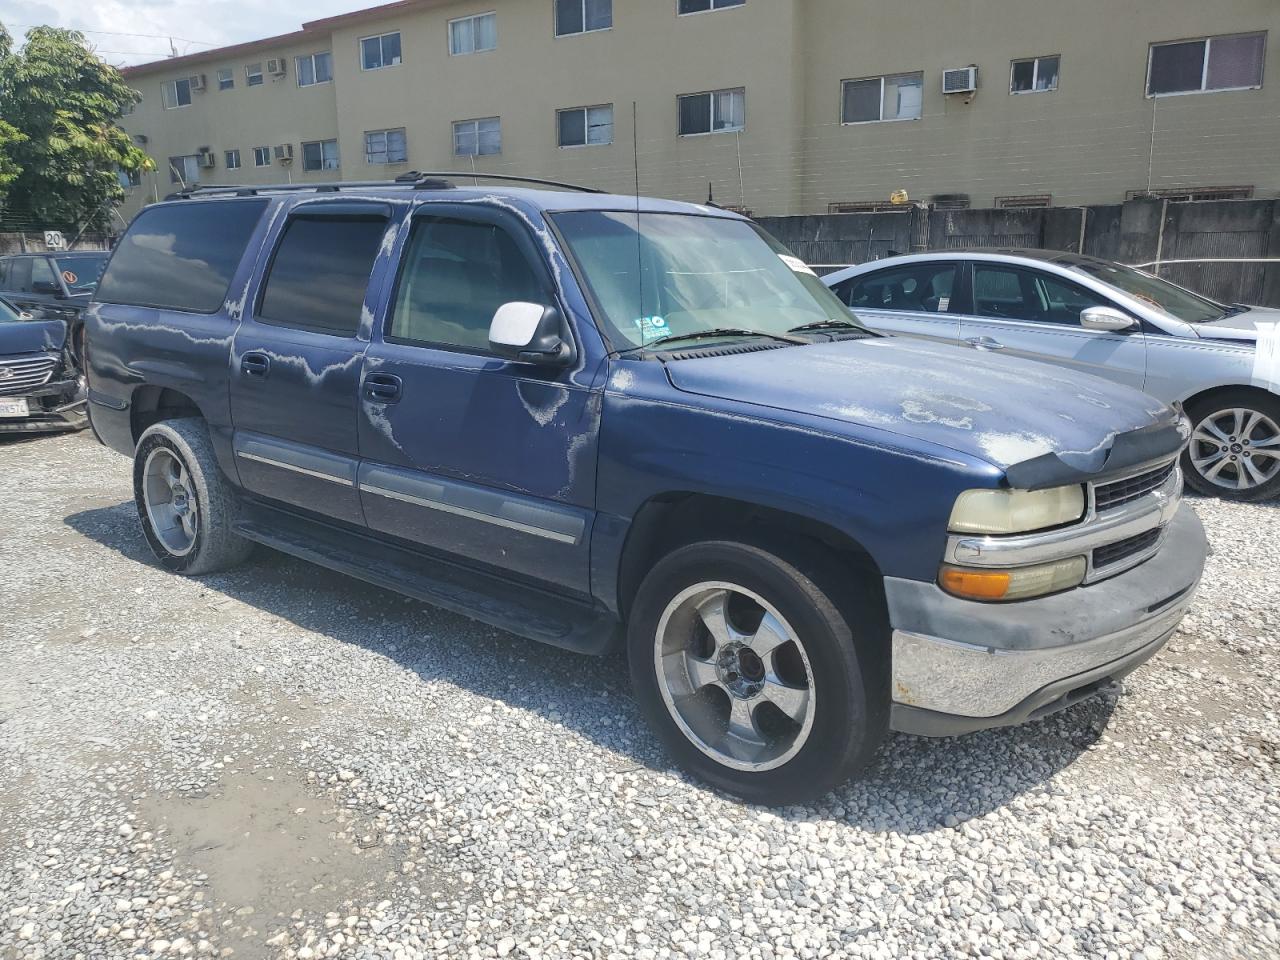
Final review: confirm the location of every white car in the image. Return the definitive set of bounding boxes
[824,250,1280,501]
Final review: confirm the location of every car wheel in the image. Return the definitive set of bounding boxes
[133,418,254,574]
[627,539,887,806]
[1183,391,1280,502]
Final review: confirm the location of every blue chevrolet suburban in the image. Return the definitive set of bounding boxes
[86,175,1206,804]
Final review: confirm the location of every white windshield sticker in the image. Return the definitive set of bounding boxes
[779,254,818,277]
[634,316,669,345]
[937,296,950,312]
[1253,322,1280,391]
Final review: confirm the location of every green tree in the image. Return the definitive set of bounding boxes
[0,23,152,232]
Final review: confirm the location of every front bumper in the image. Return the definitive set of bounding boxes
[0,377,88,434]
[885,503,1206,736]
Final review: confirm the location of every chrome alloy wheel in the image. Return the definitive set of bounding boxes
[654,582,816,772]
[141,448,198,556]
[1189,407,1280,492]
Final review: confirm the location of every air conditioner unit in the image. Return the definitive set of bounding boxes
[196,149,216,169]
[266,58,287,77]
[274,143,294,163]
[942,66,978,95]
[189,73,207,92]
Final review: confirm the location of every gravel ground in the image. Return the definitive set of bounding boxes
[1,430,1277,960]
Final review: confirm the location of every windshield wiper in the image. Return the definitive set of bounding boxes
[623,327,806,354]
[787,318,863,334]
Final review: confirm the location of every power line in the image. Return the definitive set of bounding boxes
[3,23,215,47]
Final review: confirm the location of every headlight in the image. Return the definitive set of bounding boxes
[940,556,1087,602]
[948,484,1085,535]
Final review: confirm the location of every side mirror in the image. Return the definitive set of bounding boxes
[1080,306,1137,332]
[489,302,571,365]
[32,280,62,296]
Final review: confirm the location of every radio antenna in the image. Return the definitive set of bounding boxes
[632,100,644,327]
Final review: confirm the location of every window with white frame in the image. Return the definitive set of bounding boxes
[1010,55,1059,93]
[678,88,744,135]
[302,139,340,171]
[365,128,408,164]
[245,62,264,86]
[253,146,272,167]
[449,13,496,55]
[361,31,403,70]
[161,77,193,109]
[558,104,614,146]
[678,0,744,14]
[117,168,141,188]
[168,155,200,185]
[225,149,242,170]
[296,51,332,86]
[216,68,234,90]
[556,0,612,36]
[453,117,501,156]
[1147,32,1266,96]
[841,72,923,123]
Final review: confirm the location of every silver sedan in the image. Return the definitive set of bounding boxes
[823,250,1280,501]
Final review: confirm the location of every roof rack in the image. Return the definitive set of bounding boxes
[167,171,603,200]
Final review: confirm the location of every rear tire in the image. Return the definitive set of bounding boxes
[1182,390,1280,502]
[627,539,887,806]
[133,418,253,574]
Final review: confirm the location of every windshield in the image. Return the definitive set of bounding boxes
[1069,260,1227,324]
[56,255,109,294]
[551,211,861,350]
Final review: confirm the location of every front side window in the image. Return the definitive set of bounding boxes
[302,139,340,171]
[835,263,959,313]
[556,0,612,36]
[162,77,192,109]
[296,52,333,86]
[245,62,264,86]
[449,13,497,55]
[253,145,272,167]
[95,199,269,313]
[678,0,745,13]
[558,104,614,146]
[1011,55,1059,93]
[168,155,201,185]
[1147,32,1266,95]
[56,255,108,294]
[217,68,234,90]
[678,88,745,135]
[389,215,547,351]
[258,214,387,337]
[453,117,501,156]
[361,32,403,70]
[842,72,923,123]
[972,265,1113,326]
[225,149,242,170]
[365,128,408,164]
[553,211,860,351]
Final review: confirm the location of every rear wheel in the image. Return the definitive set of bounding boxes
[1183,391,1280,502]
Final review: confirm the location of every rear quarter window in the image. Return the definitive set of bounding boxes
[95,199,269,313]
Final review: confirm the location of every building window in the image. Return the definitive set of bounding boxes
[1126,185,1254,202]
[168,155,201,185]
[1010,55,1059,94]
[361,31,403,70]
[678,88,745,135]
[365,128,408,164]
[216,68,234,91]
[245,63,264,86]
[117,168,142,188]
[225,149,242,170]
[678,0,744,14]
[556,0,612,36]
[828,201,911,214]
[449,13,497,55]
[558,104,614,146]
[1147,32,1266,96]
[296,52,333,86]
[161,77,193,109]
[253,145,272,167]
[995,194,1053,209]
[302,139,340,171]
[453,117,501,156]
[841,72,923,123]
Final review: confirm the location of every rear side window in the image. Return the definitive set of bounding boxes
[258,215,388,337]
[837,263,958,313]
[95,200,268,313]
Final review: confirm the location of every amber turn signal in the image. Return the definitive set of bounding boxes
[939,567,1013,600]
[940,556,1087,602]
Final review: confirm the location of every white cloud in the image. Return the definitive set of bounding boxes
[0,0,374,65]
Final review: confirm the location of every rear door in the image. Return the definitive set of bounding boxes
[229,201,395,525]
[828,261,965,344]
[958,262,1147,389]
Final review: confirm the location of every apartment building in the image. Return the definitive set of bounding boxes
[116,0,1278,222]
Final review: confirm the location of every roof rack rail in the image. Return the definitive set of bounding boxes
[167,171,602,201]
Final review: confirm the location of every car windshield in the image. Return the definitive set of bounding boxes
[1069,260,1228,324]
[551,211,862,351]
[56,255,109,293]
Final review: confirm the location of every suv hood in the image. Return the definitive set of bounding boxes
[0,317,66,356]
[1193,304,1280,342]
[664,338,1183,478]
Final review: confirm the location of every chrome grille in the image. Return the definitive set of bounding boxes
[1094,462,1176,512]
[0,355,57,395]
[1093,527,1162,569]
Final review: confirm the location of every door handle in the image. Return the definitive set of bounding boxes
[241,352,271,377]
[364,373,402,404]
[966,336,1005,351]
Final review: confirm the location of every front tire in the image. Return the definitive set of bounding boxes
[627,540,887,806]
[1183,391,1280,502]
[133,418,253,574]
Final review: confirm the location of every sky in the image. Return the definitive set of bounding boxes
[0,0,380,66]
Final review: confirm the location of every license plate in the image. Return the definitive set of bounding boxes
[0,398,30,418]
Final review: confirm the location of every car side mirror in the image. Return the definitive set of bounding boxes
[1080,306,1137,332]
[489,302,571,365]
[32,280,62,296]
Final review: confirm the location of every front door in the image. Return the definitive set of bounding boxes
[229,202,394,525]
[4,257,61,319]
[357,204,600,597]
